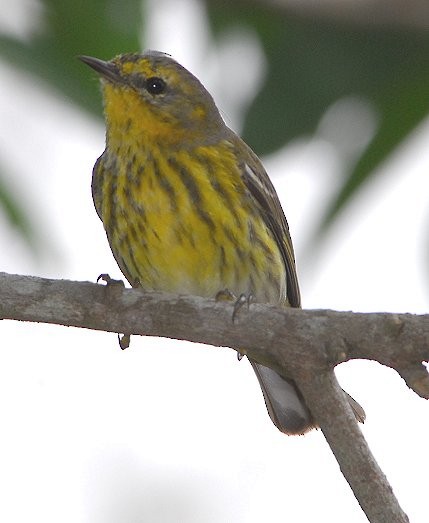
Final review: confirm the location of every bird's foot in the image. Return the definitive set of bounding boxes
[215,289,254,361]
[96,273,130,350]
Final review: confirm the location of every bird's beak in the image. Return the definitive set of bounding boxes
[79,55,122,84]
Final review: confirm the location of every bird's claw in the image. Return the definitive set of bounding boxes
[215,289,254,323]
[118,333,131,350]
[232,293,247,323]
[96,273,125,287]
[97,274,129,349]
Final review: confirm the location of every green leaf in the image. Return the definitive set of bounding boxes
[0,0,143,116]
[0,0,143,251]
[0,168,34,247]
[206,3,429,228]
[323,72,429,228]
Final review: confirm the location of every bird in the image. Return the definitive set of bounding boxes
[80,50,365,434]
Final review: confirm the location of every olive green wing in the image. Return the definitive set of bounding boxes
[91,152,105,221]
[236,137,301,309]
[91,151,137,288]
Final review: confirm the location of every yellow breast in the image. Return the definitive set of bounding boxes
[94,136,286,304]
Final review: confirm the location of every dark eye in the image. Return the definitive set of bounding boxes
[146,77,166,95]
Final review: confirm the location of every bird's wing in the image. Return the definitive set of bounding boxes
[236,136,301,308]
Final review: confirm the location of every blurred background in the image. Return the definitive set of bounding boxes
[0,0,428,521]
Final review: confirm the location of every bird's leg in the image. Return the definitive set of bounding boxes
[215,289,254,361]
[96,273,131,350]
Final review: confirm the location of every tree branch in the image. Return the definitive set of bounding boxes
[213,0,429,30]
[1,271,427,522]
[296,371,409,522]
[1,272,427,398]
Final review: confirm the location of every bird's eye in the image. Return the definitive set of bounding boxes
[146,77,166,95]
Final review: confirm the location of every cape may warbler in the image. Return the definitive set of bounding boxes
[81,51,365,434]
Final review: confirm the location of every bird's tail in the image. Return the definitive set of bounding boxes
[250,361,365,435]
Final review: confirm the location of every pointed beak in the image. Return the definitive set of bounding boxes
[79,55,122,83]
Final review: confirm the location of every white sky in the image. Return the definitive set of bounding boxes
[0,1,428,522]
